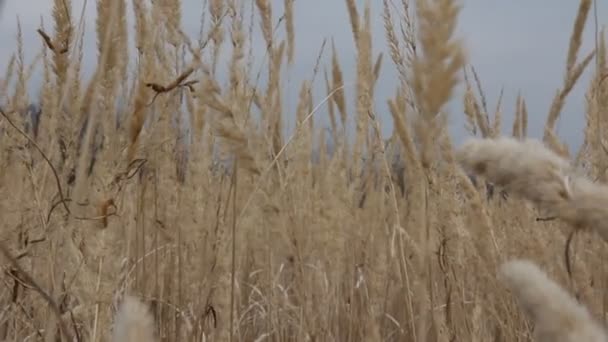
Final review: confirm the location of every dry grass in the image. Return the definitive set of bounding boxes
[0,0,607,341]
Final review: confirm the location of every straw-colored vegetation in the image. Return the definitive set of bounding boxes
[0,0,607,341]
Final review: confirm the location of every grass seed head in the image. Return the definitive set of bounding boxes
[555,176,608,243]
[112,295,157,342]
[500,259,608,342]
[456,136,572,210]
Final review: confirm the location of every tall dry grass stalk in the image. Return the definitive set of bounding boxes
[543,0,595,158]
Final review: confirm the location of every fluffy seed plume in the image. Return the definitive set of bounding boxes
[456,136,572,210]
[112,295,157,342]
[554,176,608,243]
[500,259,607,342]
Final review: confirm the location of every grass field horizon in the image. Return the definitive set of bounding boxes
[1,0,608,341]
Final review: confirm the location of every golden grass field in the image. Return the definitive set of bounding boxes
[1,0,608,341]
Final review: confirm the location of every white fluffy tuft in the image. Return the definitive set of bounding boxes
[500,259,607,342]
[112,295,157,342]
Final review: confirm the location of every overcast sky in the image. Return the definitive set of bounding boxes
[0,1,606,152]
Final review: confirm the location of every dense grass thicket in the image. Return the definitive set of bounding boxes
[1,0,608,341]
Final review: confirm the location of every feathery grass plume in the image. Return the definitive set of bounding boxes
[291,80,314,180]
[11,20,28,114]
[330,39,347,129]
[463,69,503,138]
[598,29,607,72]
[382,0,409,84]
[51,0,72,88]
[201,77,260,175]
[400,0,417,57]
[371,52,383,96]
[512,93,523,139]
[112,295,157,342]
[228,1,245,97]
[268,40,286,156]
[132,0,150,55]
[96,0,125,82]
[347,0,374,176]
[566,0,592,75]
[36,16,58,145]
[0,53,15,102]
[165,0,183,48]
[470,66,489,116]
[521,97,529,138]
[410,0,466,168]
[385,0,469,329]
[302,79,316,125]
[254,0,284,159]
[389,0,417,81]
[127,79,149,163]
[545,47,596,159]
[579,29,608,177]
[67,23,85,111]
[69,0,124,206]
[553,176,608,243]
[128,0,155,161]
[95,0,128,150]
[323,68,339,143]
[463,83,481,136]
[193,85,208,140]
[284,0,295,64]
[491,87,504,137]
[345,0,360,43]
[463,69,488,137]
[544,0,595,158]
[210,0,225,73]
[383,0,421,134]
[500,259,607,342]
[388,88,419,170]
[456,136,571,210]
[256,0,272,48]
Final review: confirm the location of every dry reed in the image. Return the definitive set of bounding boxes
[0,0,607,341]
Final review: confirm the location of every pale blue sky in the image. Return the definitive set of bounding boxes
[0,1,606,152]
